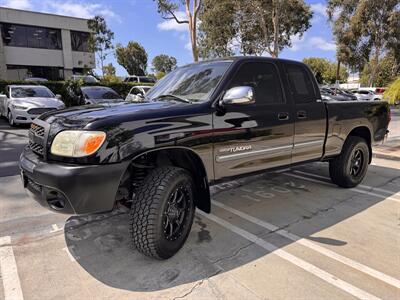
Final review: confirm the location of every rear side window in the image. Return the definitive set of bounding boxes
[228,62,284,105]
[286,64,316,103]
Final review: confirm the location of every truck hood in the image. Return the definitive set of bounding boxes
[12,97,65,108]
[40,101,192,128]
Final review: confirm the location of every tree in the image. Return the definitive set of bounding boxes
[327,0,400,86]
[303,57,348,84]
[155,0,201,62]
[115,42,148,76]
[103,63,116,77]
[198,0,312,59]
[152,54,177,73]
[87,16,114,77]
[360,53,400,87]
[383,77,400,105]
[198,0,236,58]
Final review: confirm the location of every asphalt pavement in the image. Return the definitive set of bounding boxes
[0,111,399,300]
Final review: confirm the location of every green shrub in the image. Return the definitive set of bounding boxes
[0,80,154,107]
[383,77,400,105]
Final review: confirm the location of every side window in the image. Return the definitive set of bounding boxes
[286,64,316,103]
[132,88,140,94]
[228,62,284,105]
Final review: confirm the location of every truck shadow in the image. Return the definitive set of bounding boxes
[64,162,400,292]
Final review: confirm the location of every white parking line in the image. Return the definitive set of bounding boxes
[0,161,19,168]
[284,173,400,204]
[198,211,381,300]
[213,200,400,289]
[0,236,24,300]
[294,170,400,199]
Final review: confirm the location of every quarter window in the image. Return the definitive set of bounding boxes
[0,23,62,50]
[228,62,284,105]
[286,64,316,103]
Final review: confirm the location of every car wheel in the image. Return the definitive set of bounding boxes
[329,136,369,188]
[7,110,15,127]
[129,166,195,259]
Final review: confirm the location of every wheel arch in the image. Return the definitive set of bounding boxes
[347,126,372,163]
[122,146,211,213]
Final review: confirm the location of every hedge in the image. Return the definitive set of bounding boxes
[0,80,154,107]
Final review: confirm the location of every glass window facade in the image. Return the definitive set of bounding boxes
[7,65,64,81]
[0,23,62,50]
[71,31,90,52]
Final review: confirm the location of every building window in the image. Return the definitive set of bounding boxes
[7,65,64,81]
[71,31,91,52]
[0,23,62,50]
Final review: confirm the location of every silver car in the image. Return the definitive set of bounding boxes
[0,85,65,126]
[351,90,378,101]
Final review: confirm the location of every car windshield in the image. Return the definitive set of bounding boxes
[139,77,156,83]
[83,87,122,100]
[11,86,54,98]
[146,61,232,103]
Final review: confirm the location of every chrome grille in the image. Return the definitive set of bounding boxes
[27,108,56,115]
[29,141,44,156]
[30,123,45,137]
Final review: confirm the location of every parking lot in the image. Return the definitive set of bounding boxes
[0,114,399,300]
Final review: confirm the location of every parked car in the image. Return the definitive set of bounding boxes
[359,87,385,100]
[352,90,379,101]
[320,87,351,101]
[20,57,390,260]
[124,75,156,84]
[24,77,48,82]
[125,85,152,102]
[330,87,358,101]
[0,85,65,126]
[71,75,99,83]
[79,86,125,104]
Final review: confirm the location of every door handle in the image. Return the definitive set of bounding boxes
[278,112,290,121]
[297,111,307,119]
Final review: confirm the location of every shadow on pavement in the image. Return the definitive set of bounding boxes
[64,163,400,292]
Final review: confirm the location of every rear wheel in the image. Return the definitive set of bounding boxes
[329,136,369,188]
[129,166,195,259]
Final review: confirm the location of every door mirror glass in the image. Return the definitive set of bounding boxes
[221,86,254,106]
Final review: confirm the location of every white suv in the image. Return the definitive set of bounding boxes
[124,76,156,84]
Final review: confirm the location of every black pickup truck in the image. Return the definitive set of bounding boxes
[20,57,390,259]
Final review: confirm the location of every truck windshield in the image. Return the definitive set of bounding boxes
[146,61,232,103]
[11,86,54,98]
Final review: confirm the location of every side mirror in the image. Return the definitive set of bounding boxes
[55,94,62,100]
[220,86,255,106]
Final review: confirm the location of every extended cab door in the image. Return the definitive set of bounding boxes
[213,61,294,180]
[284,62,326,163]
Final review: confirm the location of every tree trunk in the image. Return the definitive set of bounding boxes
[272,0,280,58]
[336,60,340,83]
[186,0,199,62]
[370,47,381,87]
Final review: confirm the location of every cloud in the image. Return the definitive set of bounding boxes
[289,33,336,52]
[310,3,327,18]
[157,11,188,32]
[0,0,32,10]
[309,37,336,51]
[41,1,121,22]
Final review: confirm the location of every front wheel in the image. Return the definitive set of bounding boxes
[329,136,370,188]
[7,110,15,127]
[129,166,195,259]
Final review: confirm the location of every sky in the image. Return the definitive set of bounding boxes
[0,0,337,76]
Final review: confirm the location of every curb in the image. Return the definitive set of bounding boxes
[373,152,400,161]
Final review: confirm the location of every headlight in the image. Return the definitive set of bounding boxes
[12,104,28,110]
[50,131,106,157]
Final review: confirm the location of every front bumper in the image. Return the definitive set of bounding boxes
[11,108,40,124]
[19,147,129,215]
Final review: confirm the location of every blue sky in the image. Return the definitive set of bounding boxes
[0,0,337,76]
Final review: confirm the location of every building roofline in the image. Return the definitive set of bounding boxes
[0,6,90,21]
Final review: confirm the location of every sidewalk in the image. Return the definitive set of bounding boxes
[373,138,400,161]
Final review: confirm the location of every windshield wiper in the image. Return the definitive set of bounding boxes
[153,94,192,103]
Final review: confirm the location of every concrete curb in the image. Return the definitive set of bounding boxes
[373,152,400,161]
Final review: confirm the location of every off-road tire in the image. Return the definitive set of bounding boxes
[129,166,195,259]
[329,136,369,188]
